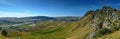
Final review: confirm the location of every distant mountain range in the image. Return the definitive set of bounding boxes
[0,16,80,25]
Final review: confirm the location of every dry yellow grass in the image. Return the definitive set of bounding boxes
[67,24,90,39]
[0,34,5,39]
[67,15,91,39]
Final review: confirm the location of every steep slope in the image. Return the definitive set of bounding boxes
[68,6,120,39]
[67,11,92,39]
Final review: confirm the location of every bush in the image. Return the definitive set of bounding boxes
[95,28,112,37]
[7,31,23,37]
[110,26,120,32]
[1,30,8,37]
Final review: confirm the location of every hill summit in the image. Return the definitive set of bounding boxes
[68,6,120,39]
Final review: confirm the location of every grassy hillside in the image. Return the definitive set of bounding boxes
[0,34,5,39]
[1,6,120,39]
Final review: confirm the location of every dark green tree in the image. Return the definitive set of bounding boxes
[1,30,8,36]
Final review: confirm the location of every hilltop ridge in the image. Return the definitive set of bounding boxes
[68,6,120,39]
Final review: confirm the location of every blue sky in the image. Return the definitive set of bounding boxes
[0,0,120,17]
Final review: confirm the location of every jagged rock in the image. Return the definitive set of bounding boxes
[88,6,120,39]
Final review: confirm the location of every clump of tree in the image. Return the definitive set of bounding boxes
[95,28,111,37]
[1,30,8,37]
[94,25,120,38]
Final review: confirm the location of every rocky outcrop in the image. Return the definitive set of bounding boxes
[87,6,120,39]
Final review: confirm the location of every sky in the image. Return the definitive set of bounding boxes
[0,0,120,17]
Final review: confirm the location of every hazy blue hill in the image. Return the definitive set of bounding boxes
[55,16,81,22]
[0,16,80,25]
[0,16,56,24]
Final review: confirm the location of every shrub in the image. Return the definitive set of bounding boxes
[95,28,112,37]
[7,31,23,37]
[1,30,8,37]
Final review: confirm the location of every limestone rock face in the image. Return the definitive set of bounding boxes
[85,6,120,39]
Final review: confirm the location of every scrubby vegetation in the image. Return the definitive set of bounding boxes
[1,30,7,37]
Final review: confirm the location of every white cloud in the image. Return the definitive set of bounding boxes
[0,11,38,17]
